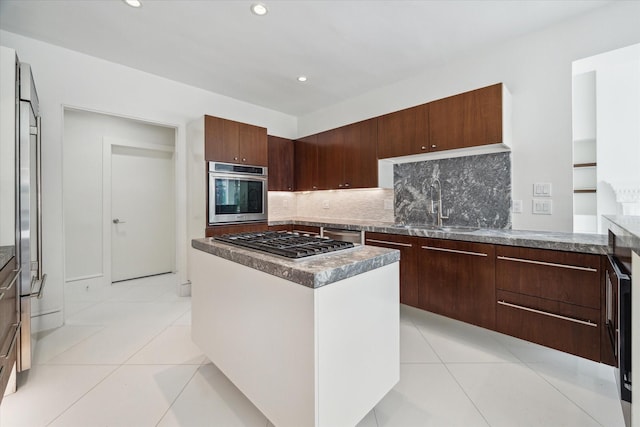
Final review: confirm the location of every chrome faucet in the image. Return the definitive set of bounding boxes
[430,178,449,227]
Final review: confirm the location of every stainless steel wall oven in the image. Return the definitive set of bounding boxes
[208,162,268,224]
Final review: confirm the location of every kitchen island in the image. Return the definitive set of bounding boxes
[190,237,400,427]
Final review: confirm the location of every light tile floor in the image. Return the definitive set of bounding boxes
[1,273,626,427]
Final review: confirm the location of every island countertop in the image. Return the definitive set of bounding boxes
[192,237,400,289]
[269,218,608,255]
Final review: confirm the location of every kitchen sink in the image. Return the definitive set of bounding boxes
[393,224,479,233]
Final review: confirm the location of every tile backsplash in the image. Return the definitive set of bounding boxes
[269,188,394,223]
[394,152,512,229]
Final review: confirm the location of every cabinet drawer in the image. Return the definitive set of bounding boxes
[496,246,601,309]
[205,222,269,237]
[496,290,600,361]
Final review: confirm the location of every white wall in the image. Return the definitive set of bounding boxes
[63,109,175,281]
[297,1,640,232]
[0,30,297,330]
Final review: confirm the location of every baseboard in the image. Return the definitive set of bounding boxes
[31,310,64,333]
[178,281,191,297]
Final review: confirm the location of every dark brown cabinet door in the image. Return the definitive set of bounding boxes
[267,136,294,191]
[417,238,496,329]
[317,127,345,190]
[365,232,419,307]
[377,104,429,158]
[344,119,378,189]
[429,83,502,152]
[204,115,267,166]
[294,135,318,191]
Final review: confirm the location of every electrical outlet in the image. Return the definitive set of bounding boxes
[322,200,330,209]
[283,199,289,208]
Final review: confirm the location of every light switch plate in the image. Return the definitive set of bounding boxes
[533,182,552,197]
[512,199,523,213]
[532,199,553,215]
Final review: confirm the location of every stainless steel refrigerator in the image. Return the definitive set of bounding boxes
[0,47,46,381]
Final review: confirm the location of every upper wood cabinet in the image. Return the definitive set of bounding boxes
[267,135,294,191]
[204,115,268,166]
[294,134,319,191]
[429,83,504,152]
[377,104,429,158]
[295,119,378,191]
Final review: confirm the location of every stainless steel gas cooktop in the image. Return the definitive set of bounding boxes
[213,231,355,259]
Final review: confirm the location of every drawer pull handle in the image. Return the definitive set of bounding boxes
[366,239,413,248]
[421,246,488,257]
[0,268,21,291]
[497,300,597,328]
[496,256,597,272]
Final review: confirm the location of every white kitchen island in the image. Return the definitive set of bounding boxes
[190,238,400,427]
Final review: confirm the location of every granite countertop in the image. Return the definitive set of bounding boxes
[605,215,640,254]
[270,217,608,255]
[192,238,400,289]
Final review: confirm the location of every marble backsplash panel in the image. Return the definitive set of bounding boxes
[394,152,512,229]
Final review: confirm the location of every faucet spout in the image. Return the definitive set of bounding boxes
[431,178,449,227]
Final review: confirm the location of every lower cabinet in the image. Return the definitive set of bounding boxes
[365,232,419,307]
[417,238,496,329]
[0,257,19,404]
[495,246,602,361]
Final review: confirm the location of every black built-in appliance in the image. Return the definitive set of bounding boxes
[607,227,632,427]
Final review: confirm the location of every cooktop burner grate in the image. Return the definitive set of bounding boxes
[213,231,355,259]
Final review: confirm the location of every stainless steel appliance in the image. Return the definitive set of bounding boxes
[214,231,355,259]
[607,228,632,427]
[208,162,267,224]
[322,228,364,244]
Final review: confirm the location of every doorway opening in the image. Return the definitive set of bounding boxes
[62,108,177,317]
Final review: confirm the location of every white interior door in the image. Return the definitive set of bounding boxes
[111,144,175,282]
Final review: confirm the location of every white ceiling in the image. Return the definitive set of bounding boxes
[0,0,613,116]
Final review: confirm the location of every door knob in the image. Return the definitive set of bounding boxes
[112,218,126,224]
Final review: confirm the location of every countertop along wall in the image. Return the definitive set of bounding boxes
[297,1,640,233]
[0,30,297,331]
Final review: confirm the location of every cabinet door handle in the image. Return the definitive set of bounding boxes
[496,256,597,272]
[366,239,413,248]
[421,146,426,150]
[344,183,350,188]
[431,144,437,148]
[421,246,487,257]
[497,300,597,328]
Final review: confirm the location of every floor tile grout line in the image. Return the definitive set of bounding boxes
[44,363,121,427]
[154,365,202,427]
[34,325,107,365]
[522,361,607,427]
[441,362,496,427]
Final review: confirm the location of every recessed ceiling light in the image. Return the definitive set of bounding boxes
[250,3,268,16]
[297,76,308,82]
[123,0,142,7]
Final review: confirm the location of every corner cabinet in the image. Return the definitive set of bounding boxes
[267,135,294,191]
[295,119,377,191]
[204,115,267,166]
